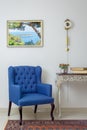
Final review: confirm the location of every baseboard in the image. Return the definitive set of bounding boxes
[1,107,87,115]
[61,107,87,112]
[0,105,57,113]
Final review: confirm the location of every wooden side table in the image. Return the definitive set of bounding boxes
[56,73,87,117]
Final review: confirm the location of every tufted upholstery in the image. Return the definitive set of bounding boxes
[8,66,55,125]
[14,66,41,93]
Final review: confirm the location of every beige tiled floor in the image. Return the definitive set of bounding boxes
[1,107,87,130]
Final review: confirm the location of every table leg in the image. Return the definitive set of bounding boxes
[57,81,61,117]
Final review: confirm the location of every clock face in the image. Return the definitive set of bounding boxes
[64,19,72,30]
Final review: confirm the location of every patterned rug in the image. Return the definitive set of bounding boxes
[4,120,87,130]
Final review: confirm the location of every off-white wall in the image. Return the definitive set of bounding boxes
[0,0,87,108]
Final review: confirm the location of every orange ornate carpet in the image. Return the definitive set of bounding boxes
[4,120,87,130]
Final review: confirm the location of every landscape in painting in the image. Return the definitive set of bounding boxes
[7,20,43,47]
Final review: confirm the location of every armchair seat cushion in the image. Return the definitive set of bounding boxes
[18,93,54,106]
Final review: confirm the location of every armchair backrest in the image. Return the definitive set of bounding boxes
[8,66,42,94]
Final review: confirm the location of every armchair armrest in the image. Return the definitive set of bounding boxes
[37,83,52,97]
[9,84,22,104]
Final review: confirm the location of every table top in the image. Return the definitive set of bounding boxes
[56,73,87,76]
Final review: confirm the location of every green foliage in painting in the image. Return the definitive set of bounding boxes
[8,34,24,46]
[8,22,22,29]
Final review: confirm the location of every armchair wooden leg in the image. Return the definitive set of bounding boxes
[8,101,12,116]
[19,106,22,125]
[34,105,38,113]
[50,103,55,121]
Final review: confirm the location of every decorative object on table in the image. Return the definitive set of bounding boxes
[70,67,87,73]
[59,63,69,73]
[7,20,43,47]
[64,19,72,52]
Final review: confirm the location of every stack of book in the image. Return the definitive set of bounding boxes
[70,67,87,73]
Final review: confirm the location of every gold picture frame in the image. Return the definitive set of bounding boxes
[7,20,43,47]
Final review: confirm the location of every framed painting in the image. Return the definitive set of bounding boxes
[7,20,43,47]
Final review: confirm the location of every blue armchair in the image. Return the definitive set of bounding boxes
[8,66,55,125]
